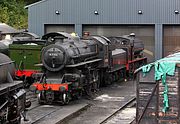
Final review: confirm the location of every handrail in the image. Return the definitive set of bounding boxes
[0,61,14,66]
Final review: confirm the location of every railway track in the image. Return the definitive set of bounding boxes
[22,96,89,124]
[100,97,136,124]
[23,90,62,124]
[30,105,62,124]
[22,81,136,124]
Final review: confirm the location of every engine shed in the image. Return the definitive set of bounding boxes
[26,0,180,62]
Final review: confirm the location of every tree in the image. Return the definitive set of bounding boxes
[0,6,9,24]
[0,0,42,29]
[0,0,29,29]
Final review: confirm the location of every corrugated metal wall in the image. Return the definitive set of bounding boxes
[28,0,180,36]
[27,0,180,60]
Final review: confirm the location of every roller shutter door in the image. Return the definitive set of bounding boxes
[163,26,180,57]
[83,25,155,62]
[44,25,74,34]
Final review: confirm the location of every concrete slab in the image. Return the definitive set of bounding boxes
[35,103,89,124]
[27,105,62,123]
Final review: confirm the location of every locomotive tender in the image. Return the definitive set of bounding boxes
[31,32,147,104]
[9,38,46,87]
[0,53,30,124]
[0,32,46,86]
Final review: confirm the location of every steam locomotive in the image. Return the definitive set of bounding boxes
[31,32,147,104]
[0,53,31,124]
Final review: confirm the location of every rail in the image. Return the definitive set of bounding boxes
[100,97,136,124]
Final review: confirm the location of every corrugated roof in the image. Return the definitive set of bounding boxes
[24,0,48,9]
[0,23,18,34]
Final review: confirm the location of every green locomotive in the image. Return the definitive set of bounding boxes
[9,40,46,86]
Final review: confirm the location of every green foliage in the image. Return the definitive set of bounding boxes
[0,6,9,24]
[0,0,40,29]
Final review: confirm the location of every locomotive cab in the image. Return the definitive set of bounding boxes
[91,36,110,67]
[108,34,144,61]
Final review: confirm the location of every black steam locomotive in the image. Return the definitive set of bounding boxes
[0,53,30,124]
[31,32,146,104]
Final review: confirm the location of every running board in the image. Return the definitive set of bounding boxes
[66,59,102,67]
